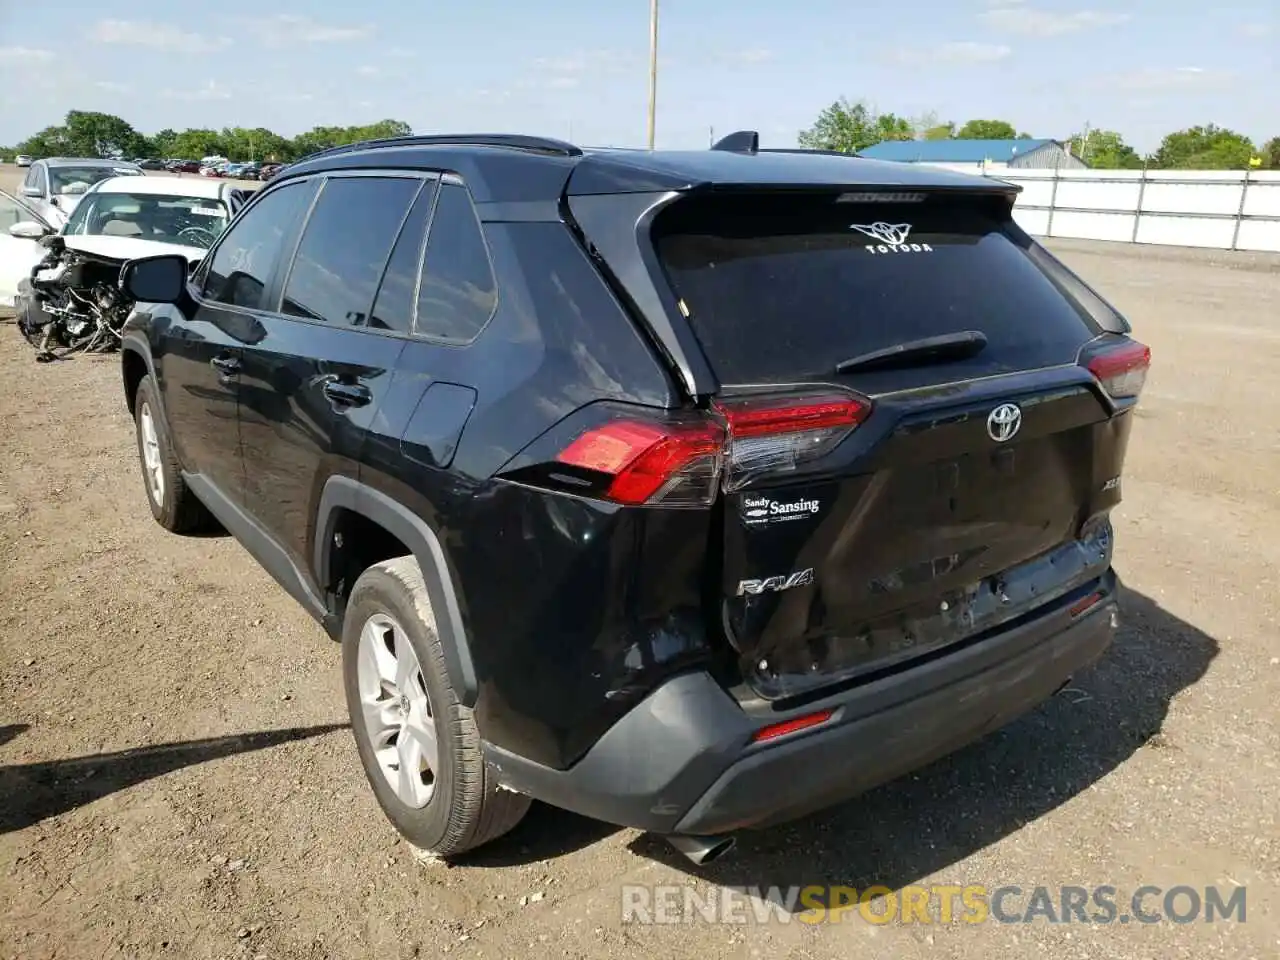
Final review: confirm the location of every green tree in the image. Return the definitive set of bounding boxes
[290,126,347,156]
[149,128,180,158]
[874,113,915,144]
[354,119,413,140]
[798,98,914,153]
[1069,129,1144,169]
[289,120,414,158]
[1260,136,1280,170]
[16,125,73,158]
[956,119,1018,140]
[61,110,147,158]
[922,121,957,140]
[6,110,416,163]
[170,128,225,160]
[1152,125,1256,169]
[219,126,293,161]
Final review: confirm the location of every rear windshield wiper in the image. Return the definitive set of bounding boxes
[834,330,988,374]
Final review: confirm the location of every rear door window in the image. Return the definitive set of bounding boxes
[281,175,422,327]
[652,192,1102,385]
[414,180,497,343]
[369,179,438,334]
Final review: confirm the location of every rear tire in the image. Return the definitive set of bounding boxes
[342,556,530,857]
[133,376,214,533]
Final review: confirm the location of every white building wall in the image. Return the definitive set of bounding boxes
[906,164,1280,253]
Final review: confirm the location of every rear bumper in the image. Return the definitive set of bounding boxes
[485,575,1117,837]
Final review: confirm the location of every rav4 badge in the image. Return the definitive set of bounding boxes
[737,568,815,596]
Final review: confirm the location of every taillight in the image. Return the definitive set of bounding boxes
[1086,339,1150,400]
[550,390,871,506]
[715,393,871,492]
[556,418,725,507]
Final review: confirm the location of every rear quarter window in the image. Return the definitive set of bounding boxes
[652,192,1107,385]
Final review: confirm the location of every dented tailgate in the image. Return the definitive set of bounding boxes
[648,188,1135,700]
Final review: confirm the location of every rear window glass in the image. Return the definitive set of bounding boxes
[652,193,1103,385]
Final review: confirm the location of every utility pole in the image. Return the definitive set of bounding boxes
[647,0,659,149]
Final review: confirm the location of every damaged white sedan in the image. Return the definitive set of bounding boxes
[5,176,250,360]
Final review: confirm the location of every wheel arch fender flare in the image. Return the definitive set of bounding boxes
[120,332,159,416]
[315,476,479,708]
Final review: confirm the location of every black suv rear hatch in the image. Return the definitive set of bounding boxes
[646,188,1133,700]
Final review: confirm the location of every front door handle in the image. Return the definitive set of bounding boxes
[210,355,241,375]
[322,379,372,408]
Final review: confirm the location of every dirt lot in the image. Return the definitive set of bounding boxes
[1,164,1278,958]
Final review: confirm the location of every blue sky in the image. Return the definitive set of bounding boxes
[0,0,1274,152]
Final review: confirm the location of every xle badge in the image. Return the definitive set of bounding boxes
[737,568,815,596]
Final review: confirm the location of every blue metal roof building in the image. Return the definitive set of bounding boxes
[858,138,1086,169]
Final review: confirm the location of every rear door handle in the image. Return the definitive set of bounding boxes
[322,379,372,408]
[210,355,241,375]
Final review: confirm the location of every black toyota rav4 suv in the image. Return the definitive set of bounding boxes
[118,132,1148,864]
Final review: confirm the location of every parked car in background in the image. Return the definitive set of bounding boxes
[137,158,167,171]
[0,186,50,311]
[60,175,248,249]
[16,155,33,168]
[226,186,259,208]
[238,162,263,180]
[6,174,250,355]
[258,163,284,181]
[2,174,248,300]
[18,157,145,227]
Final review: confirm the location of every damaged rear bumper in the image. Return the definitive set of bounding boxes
[485,571,1117,836]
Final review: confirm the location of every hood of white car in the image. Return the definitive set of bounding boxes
[61,235,207,264]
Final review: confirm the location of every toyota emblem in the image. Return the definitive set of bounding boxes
[986,403,1022,443]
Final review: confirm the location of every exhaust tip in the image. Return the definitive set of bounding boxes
[667,834,736,866]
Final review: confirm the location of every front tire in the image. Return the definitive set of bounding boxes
[133,376,213,533]
[342,556,530,857]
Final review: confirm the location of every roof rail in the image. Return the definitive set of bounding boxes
[298,133,583,164]
[759,147,860,159]
[711,130,759,154]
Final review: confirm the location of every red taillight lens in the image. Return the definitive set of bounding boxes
[1086,340,1150,400]
[715,393,871,492]
[552,391,870,506]
[751,708,835,743]
[556,418,725,507]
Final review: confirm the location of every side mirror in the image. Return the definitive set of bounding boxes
[8,221,50,240]
[20,185,42,198]
[119,254,189,304]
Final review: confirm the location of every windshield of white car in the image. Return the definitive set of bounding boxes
[63,192,230,249]
[49,166,140,194]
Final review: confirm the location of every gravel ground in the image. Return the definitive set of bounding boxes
[0,170,1278,959]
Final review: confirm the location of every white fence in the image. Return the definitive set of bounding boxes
[924,165,1280,253]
